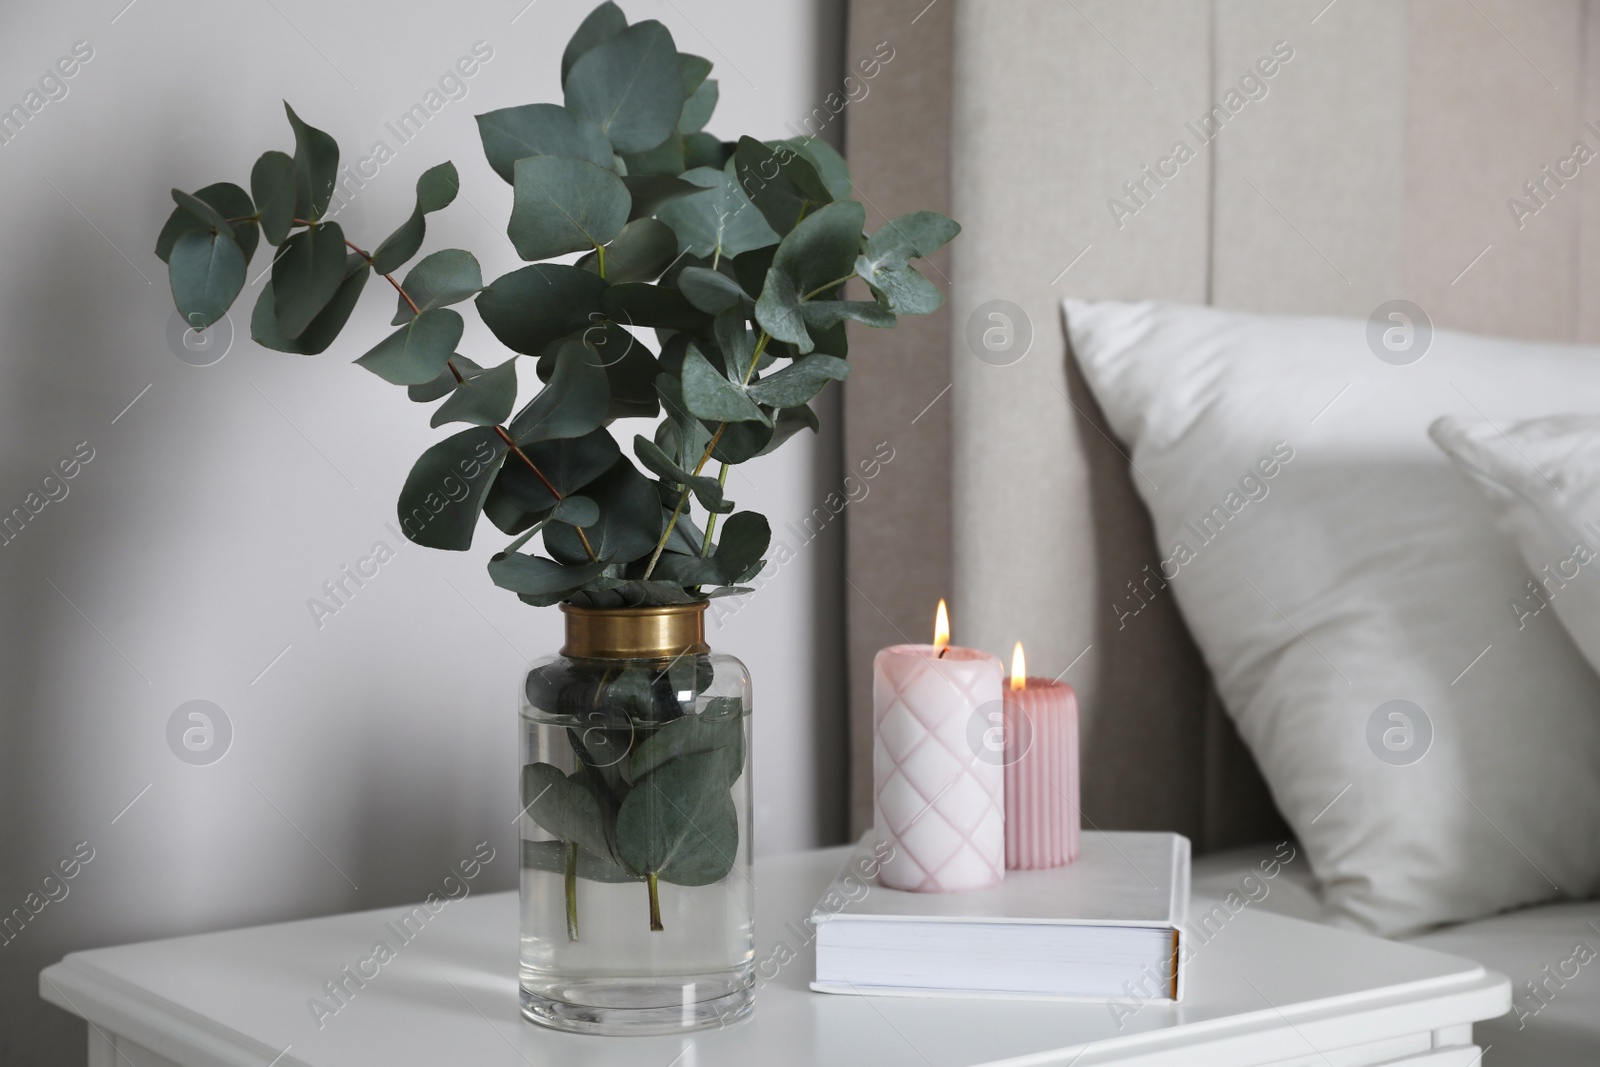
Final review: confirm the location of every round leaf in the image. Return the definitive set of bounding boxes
[355,308,465,385]
[396,425,508,551]
[509,340,610,444]
[563,20,683,154]
[681,346,769,425]
[561,1,628,85]
[477,264,608,356]
[272,222,348,339]
[169,229,245,330]
[285,103,339,220]
[475,103,612,184]
[392,248,483,323]
[430,358,517,428]
[251,151,297,246]
[616,749,738,886]
[509,155,631,261]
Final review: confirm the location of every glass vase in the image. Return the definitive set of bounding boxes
[518,602,754,1035]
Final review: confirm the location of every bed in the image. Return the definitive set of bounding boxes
[841,1,1600,1061]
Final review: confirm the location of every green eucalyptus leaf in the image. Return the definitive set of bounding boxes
[732,136,833,235]
[251,151,297,245]
[630,707,744,785]
[781,136,853,200]
[622,174,702,220]
[355,307,465,385]
[619,134,684,177]
[800,299,895,330]
[854,210,959,315]
[490,553,607,602]
[430,357,516,428]
[681,346,769,425]
[711,418,776,464]
[272,222,347,338]
[616,749,738,886]
[522,839,639,882]
[171,188,233,234]
[392,248,483,323]
[679,79,718,135]
[714,307,758,374]
[520,763,614,858]
[157,183,257,265]
[564,20,682,154]
[370,161,461,275]
[860,210,961,267]
[509,155,631,261]
[600,282,706,331]
[477,264,608,356]
[574,321,662,420]
[476,103,613,183]
[753,200,865,353]
[409,354,483,402]
[677,266,748,314]
[712,511,770,583]
[679,54,713,98]
[747,354,849,407]
[168,229,245,330]
[683,132,732,170]
[577,579,701,607]
[493,429,620,517]
[561,1,628,86]
[863,263,942,315]
[285,103,339,220]
[755,401,819,456]
[648,554,723,586]
[396,425,508,550]
[251,254,370,355]
[509,339,609,444]
[544,458,660,566]
[633,435,733,514]
[656,166,778,260]
[552,494,600,526]
[578,218,677,283]
[655,372,714,465]
[731,244,777,301]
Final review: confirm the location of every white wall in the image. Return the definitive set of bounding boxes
[0,0,845,1059]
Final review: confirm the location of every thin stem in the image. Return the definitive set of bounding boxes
[565,842,580,941]
[316,225,599,563]
[641,332,772,579]
[802,272,857,301]
[699,464,731,555]
[647,872,663,932]
[594,242,607,280]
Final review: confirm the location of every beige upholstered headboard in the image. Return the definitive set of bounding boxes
[843,0,1600,847]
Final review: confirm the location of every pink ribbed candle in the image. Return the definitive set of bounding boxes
[1004,676,1081,870]
[873,643,1005,892]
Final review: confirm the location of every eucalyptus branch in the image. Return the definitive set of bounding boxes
[330,224,598,563]
[642,331,771,579]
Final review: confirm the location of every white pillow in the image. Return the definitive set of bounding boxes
[1430,414,1600,676]
[1065,298,1600,937]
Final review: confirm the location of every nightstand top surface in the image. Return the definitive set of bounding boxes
[41,845,1508,1067]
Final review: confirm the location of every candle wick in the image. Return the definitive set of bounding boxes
[936,646,948,659]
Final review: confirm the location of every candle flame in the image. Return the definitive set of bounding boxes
[934,599,950,649]
[1011,642,1027,691]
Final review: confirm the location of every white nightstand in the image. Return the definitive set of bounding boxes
[40,846,1508,1066]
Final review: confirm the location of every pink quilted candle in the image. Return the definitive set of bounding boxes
[873,601,1005,893]
[1003,642,1081,870]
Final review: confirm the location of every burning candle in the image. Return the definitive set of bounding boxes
[1003,642,1081,870]
[873,600,1006,892]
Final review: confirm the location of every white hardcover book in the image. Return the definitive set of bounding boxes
[810,831,1190,1001]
